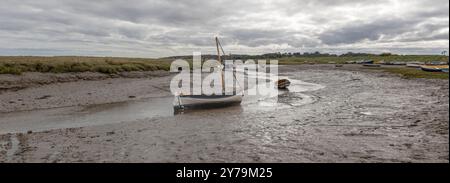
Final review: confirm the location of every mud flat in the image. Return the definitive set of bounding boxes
[0,71,171,112]
[0,65,448,162]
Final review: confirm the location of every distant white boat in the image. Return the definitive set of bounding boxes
[391,61,406,65]
[406,63,422,68]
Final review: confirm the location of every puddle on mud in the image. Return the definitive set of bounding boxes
[6,134,19,161]
[0,72,325,134]
[0,97,174,134]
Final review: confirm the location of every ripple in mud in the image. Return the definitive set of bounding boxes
[242,78,324,111]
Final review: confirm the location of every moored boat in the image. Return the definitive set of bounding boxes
[173,37,243,111]
[428,61,447,65]
[174,94,243,110]
[420,65,449,72]
[356,60,374,64]
[406,63,422,68]
[363,64,381,67]
[391,61,406,65]
[276,79,291,89]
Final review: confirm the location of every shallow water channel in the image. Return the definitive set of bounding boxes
[0,71,324,134]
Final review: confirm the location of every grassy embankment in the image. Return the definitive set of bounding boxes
[0,56,171,75]
[365,67,449,79]
[1,55,448,79]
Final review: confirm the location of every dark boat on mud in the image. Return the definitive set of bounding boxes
[420,65,449,72]
[363,64,381,67]
[357,60,374,64]
[276,79,291,89]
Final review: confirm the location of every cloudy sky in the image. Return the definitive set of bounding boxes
[0,0,448,58]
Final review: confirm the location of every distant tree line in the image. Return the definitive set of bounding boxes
[165,52,399,60]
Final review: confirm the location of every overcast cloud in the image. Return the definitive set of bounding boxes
[0,0,448,57]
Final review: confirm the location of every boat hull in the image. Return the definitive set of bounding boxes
[363,64,381,67]
[357,60,374,64]
[406,64,421,68]
[421,67,441,72]
[420,65,449,72]
[174,94,243,110]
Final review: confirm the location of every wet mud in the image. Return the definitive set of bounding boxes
[0,65,448,162]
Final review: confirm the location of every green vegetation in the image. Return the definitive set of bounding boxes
[365,67,449,80]
[1,55,448,80]
[0,56,171,75]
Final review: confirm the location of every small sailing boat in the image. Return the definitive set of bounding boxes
[174,37,243,110]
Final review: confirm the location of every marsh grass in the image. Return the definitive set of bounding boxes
[1,55,448,78]
[366,67,449,79]
[0,56,171,75]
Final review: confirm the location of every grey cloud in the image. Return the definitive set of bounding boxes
[223,29,319,47]
[319,10,449,45]
[319,18,418,45]
[0,0,448,57]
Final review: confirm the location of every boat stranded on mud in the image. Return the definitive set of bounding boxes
[173,37,244,111]
[420,65,449,72]
[172,37,291,112]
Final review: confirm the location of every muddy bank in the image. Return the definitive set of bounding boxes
[0,70,169,93]
[0,65,448,162]
[0,71,171,113]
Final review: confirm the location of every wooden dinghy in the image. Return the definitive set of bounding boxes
[275,79,291,89]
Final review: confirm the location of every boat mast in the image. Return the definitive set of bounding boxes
[215,37,225,94]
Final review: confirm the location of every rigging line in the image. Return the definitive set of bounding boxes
[229,52,244,96]
[233,71,244,96]
[217,38,226,56]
